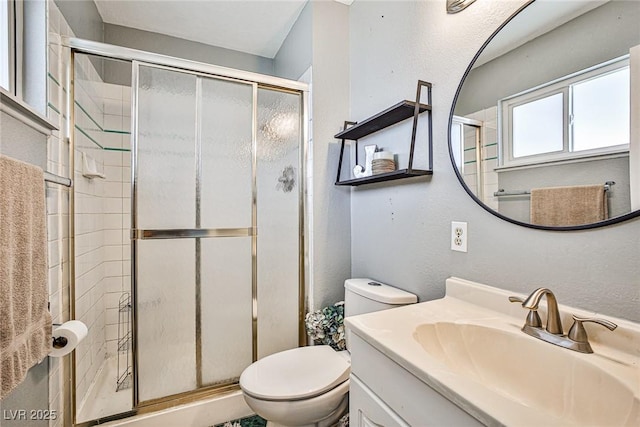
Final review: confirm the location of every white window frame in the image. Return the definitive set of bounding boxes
[498,56,630,169]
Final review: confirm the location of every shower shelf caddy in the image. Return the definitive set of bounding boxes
[334,80,433,186]
[116,292,132,391]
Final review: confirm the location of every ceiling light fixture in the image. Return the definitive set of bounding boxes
[447,0,478,14]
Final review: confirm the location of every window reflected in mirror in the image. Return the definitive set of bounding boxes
[450,0,640,229]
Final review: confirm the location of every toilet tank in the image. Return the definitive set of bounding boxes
[344,278,417,318]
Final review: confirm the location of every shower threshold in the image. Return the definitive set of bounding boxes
[77,356,132,423]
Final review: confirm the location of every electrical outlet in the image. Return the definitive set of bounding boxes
[451,221,468,253]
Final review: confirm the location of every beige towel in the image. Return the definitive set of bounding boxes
[0,155,52,399]
[530,184,608,227]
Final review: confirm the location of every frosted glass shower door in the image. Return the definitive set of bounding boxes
[256,88,302,359]
[199,77,254,387]
[134,63,254,402]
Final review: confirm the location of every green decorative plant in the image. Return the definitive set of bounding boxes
[305,301,345,351]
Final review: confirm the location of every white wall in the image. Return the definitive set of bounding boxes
[348,0,640,321]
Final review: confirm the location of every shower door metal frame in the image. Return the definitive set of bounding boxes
[65,37,309,426]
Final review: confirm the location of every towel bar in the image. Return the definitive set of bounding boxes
[494,181,614,197]
[44,171,72,187]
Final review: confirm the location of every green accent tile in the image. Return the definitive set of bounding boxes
[483,142,498,147]
[74,101,131,136]
[463,147,476,152]
[75,100,104,131]
[103,147,131,152]
[75,124,104,149]
[483,156,498,161]
[464,160,477,164]
[48,102,61,115]
[48,72,61,87]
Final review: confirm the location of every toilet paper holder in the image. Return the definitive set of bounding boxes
[52,323,67,349]
[50,320,89,357]
[52,336,68,349]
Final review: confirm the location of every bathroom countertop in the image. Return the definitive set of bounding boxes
[345,277,640,426]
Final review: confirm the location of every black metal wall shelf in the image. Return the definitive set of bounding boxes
[334,80,433,186]
[335,169,432,186]
[334,101,431,141]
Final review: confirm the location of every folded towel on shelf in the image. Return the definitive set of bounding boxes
[530,184,608,227]
[0,155,52,399]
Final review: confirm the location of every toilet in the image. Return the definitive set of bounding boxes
[239,278,417,427]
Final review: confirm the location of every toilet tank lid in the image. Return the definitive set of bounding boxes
[344,278,417,304]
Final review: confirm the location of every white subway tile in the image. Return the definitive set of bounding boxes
[104,214,124,230]
[104,260,123,277]
[101,82,123,100]
[104,114,123,131]
[103,132,123,149]
[104,166,123,182]
[105,291,124,309]
[104,229,123,246]
[104,245,122,262]
[104,151,123,167]
[104,197,124,214]
[105,308,119,325]
[106,324,119,342]
[103,98,123,116]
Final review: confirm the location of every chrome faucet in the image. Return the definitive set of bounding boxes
[509,287,617,354]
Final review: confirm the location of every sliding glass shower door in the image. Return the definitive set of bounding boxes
[132,62,302,404]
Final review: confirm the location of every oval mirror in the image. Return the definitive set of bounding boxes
[449,0,640,230]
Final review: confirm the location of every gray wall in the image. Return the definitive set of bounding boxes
[308,1,352,309]
[54,0,105,78]
[498,156,630,222]
[454,0,638,227]
[0,112,49,423]
[54,1,275,85]
[456,1,640,115]
[348,0,639,322]
[54,0,104,43]
[274,1,313,81]
[0,112,48,168]
[0,361,49,427]
[274,0,352,311]
[103,23,274,85]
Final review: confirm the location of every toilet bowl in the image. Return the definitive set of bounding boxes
[240,346,350,427]
[239,279,417,426]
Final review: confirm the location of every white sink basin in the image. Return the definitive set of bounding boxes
[414,322,640,426]
[345,277,640,426]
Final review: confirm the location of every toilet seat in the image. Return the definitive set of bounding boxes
[239,346,350,401]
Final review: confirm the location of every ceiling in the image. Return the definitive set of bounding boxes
[94,0,309,58]
[474,0,607,67]
[93,0,606,64]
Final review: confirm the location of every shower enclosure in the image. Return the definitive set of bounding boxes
[68,39,307,425]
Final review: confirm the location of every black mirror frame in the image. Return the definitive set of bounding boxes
[448,0,640,231]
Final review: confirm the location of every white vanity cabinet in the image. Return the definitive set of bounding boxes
[349,333,482,427]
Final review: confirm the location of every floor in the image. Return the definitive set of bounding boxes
[77,356,132,422]
[212,415,267,427]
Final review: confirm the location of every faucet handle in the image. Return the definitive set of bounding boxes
[509,296,542,328]
[567,315,617,352]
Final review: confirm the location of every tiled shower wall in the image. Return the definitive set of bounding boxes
[47,1,131,423]
[464,106,499,211]
[98,84,131,358]
[74,58,108,406]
